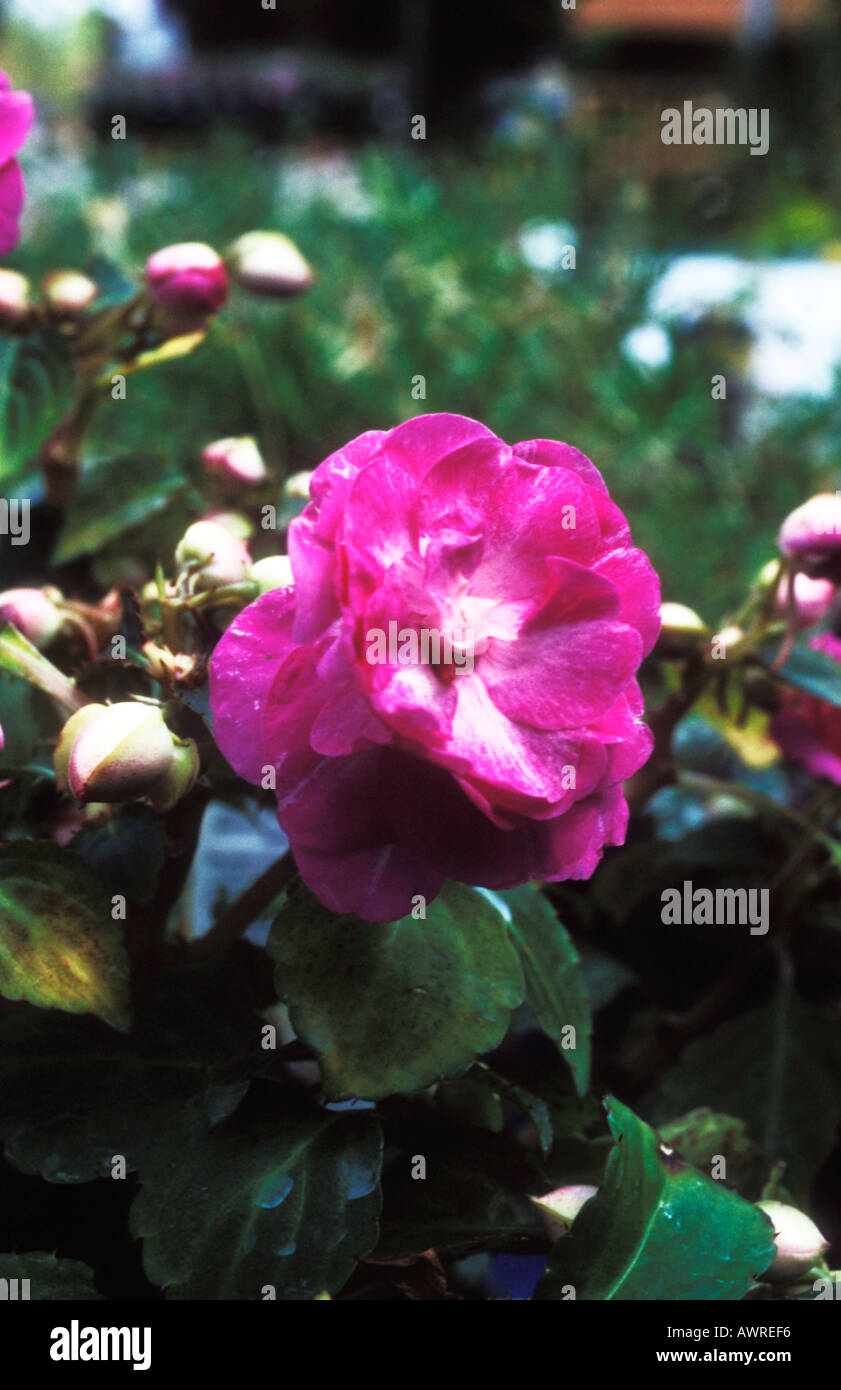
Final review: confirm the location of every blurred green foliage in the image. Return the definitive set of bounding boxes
[6,65,841,616]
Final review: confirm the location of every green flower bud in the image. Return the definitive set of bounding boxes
[757,1201,829,1283]
[41,269,98,317]
[227,231,314,300]
[250,554,294,594]
[656,601,710,658]
[61,702,176,803]
[175,520,251,592]
[146,737,199,811]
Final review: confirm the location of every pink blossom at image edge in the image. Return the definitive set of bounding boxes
[0,71,33,256]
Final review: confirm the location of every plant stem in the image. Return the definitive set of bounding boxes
[191,852,297,957]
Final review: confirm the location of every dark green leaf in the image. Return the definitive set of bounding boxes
[0,962,262,1181]
[0,1252,102,1300]
[268,880,524,1101]
[0,329,74,489]
[495,885,591,1095]
[535,1097,776,1300]
[131,1102,382,1299]
[647,984,841,1197]
[72,806,167,905]
[52,454,185,564]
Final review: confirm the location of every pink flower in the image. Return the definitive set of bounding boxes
[0,72,34,256]
[770,632,841,783]
[209,414,660,920]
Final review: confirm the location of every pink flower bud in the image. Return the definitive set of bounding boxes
[202,436,267,490]
[529,1184,598,1241]
[227,230,314,300]
[58,701,177,803]
[0,268,30,329]
[779,494,841,577]
[200,509,254,541]
[41,269,98,316]
[775,571,835,629]
[250,554,293,594]
[757,1201,829,1283]
[175,520,251,592]
[0,586,64,649]
[145,242,229,332]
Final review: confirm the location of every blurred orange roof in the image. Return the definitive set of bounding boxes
[572,0,827,37]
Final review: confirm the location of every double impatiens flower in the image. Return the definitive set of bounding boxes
[210,414,660,920]
[0,71,33,256]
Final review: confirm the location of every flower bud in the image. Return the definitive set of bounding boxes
[145,242,229,333]
[146,736,199,811]
[529,1184,598,1241]
[41,269,98,317]
[775,571,835,629]
[757,1201,829,1283]
[779,494,841,578]
[141,641,199,685]
[227,230,314,300]
[175,520,251,592]
[202,435,266,490]
[0,586,65,649]
[250,554,294,594]
[656,601,710,658]
[284,469,314,501]
[0,268,31,329]
[58,702,177,803]
[200,509,254,541]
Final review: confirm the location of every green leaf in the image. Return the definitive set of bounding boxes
[131,1102,382,1299]
[647,984,841,1197]
[0,623,85,713]
[0,1252,102,1300]
[760,639,841,708]
[535,1098,776,1300]
[0,961,262,1182]
[0,841,130,1030]
[52,454,185,565]
[376,1131,545,1260]
[268,880,525,1101]
[494,885,591,1095]
[0,329,74,488]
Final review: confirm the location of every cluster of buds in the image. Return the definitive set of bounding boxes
[54,702,198,812]
[0,268,99,334]
[143,228,313,341]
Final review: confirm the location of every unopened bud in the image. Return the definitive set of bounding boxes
[0,587,65,649]
[227,230,314,300]
[757,1201,829,1283]
[145,242,229,333]
[284,469,314,501]
[250,554,294,594]
[779,494,841,578]
[709,624,747,660]
[0,268,31,329]
[202,435,266,490]
[529,1184,598,1241]
[146,736,199,811]
[775,571,835,629]
[175,520,251,592]
[57,702,176,803]
[657,601,710,658]
[41,269,98,317]
[200,509,254,541]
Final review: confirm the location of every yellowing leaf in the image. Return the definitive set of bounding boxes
[0,842,131,1031]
